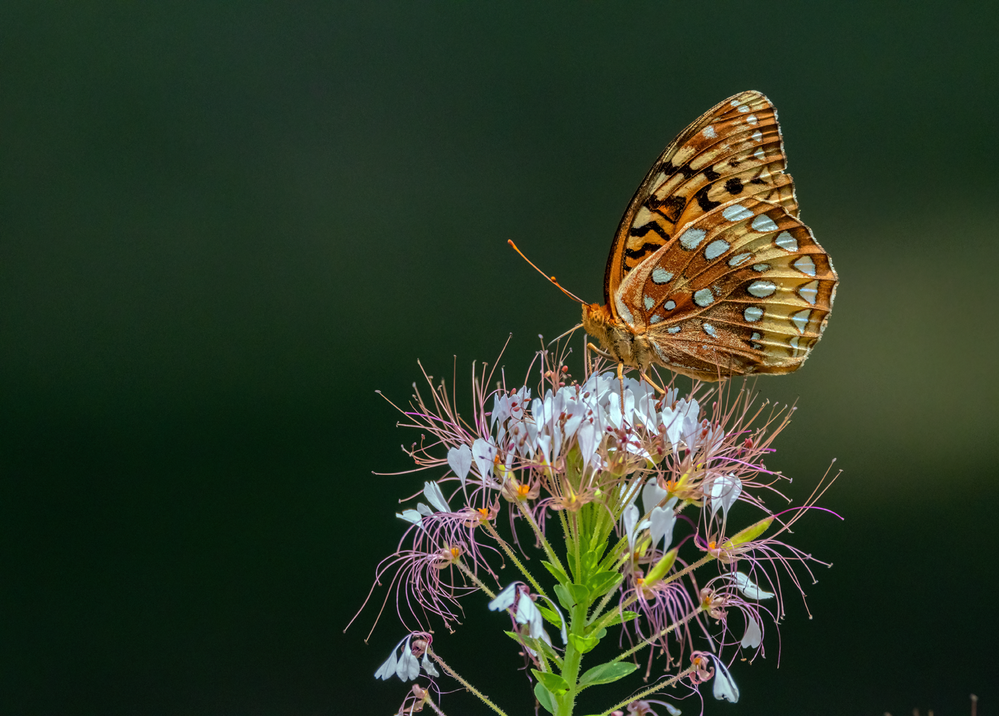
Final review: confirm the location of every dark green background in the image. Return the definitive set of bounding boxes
[2,3,997,715]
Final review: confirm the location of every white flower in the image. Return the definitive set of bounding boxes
[447,444,472,487]
[422,481,450,513]
[487,583,519,612]
[395,483,449,527]
[622,503,651,552]
[641,477,668,514]
[396,502,434,526]
[420,651,439,677]
[516,591,546,640]
[707,474,742,518]
[741,617,762,649]
[662,398,700,451]
[374,635,439,682]
[472,437,497,480]
[489,583,552,646]
[733,571,774,600]
[649,500,678,551]
[710,656,740,703]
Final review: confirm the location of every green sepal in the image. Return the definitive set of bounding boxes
[541,560,570,585]
[643,547,678,585]
[553,584,574,611]
[594,609,638,628]
[532,669,569,695]
[568,633,599,654]
[585,570,623,598]
[578,660,638,687]
[534,682,556,714]
[729,515,774,546]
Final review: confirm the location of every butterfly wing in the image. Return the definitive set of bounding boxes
[614,196,837,380]
[604,90,799,308]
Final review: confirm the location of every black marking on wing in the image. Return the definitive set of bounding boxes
[660,159,697,180]
[628,221,669,241]
[648,195,685,224]
[624,241,663,260]
[725,177,744,195]
[695,186,720,213]
[703,167,721,181]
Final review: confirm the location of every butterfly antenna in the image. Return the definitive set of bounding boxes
[549,322,583,345]
[508,240,586,304]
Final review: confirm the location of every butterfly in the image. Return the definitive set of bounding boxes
[581,90,838,382]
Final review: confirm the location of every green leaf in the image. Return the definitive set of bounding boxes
[553,584,574,611]
[541,560,570,585]
[537,606,563,629]
[534,682,556,714]
[578,660,639,687]
[599,610,639,628]
[568,633,599,653]
[569,583,591,604]
[586,570,623,598]
[533,636,564,669]
[532,669,569,695]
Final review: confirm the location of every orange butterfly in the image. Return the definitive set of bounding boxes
[577,90,838,383]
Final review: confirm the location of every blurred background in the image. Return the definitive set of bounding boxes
[2,2,997,715]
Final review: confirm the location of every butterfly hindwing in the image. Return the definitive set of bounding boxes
[612,196,836,378]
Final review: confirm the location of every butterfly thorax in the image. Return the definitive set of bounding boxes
[582,303,658,372]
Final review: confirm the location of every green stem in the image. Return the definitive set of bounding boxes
[555,600,588,716]
[480,520,550,601]
[608,606,703,664]
[429,651,508,716]
[451,557,497,600]
[515,498,566,575]
[596,664,698,716]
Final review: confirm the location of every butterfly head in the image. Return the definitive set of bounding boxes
[582,302,652,372]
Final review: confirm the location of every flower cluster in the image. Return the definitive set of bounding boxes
[351,345,837,716]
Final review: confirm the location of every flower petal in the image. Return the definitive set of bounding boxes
[472,438,496,480]
[741,618,762,649]
[487,583,518,612]
[447,444,472,486]
[423,481,450,514]
[649,503,677,551]
[708,474,742,517]
[733,571,774,600]
[642,477,668,515]
[421,651,440,677]
[711,657,740,702]
[396,509,423,525]
[373,647,398,680]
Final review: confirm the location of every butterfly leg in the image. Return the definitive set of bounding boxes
[586,342,613,360]
[639,370,665,396]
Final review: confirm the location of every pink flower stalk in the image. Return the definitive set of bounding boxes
[349,341,840,716]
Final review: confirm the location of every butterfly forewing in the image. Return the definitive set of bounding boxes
[605,91,799,304]
[585,91,837,381]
